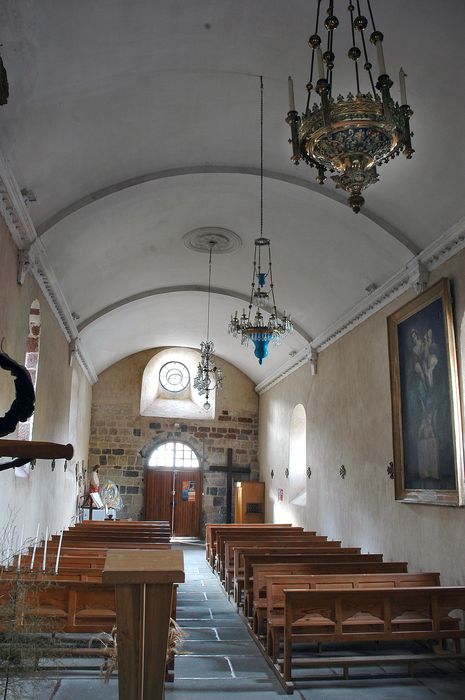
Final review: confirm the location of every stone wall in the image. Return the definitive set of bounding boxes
[88,349,259,527]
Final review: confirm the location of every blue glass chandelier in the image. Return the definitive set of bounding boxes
[228,77,292,365]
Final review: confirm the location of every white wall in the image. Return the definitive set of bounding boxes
[0,215,92,552]
[259,249,465,585]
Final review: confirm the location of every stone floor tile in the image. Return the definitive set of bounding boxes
[216,626,252,641]
[165,678,281,696]
[52,678,118,698]
[182,639,261,655]
[174,654,233,679]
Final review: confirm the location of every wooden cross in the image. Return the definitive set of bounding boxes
[209,447,251,523]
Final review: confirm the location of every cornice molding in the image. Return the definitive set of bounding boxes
[255,346,312,394]
[256,217,465,395]
[0,151,97,385]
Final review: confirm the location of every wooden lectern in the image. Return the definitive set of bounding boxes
[103,549,185,700]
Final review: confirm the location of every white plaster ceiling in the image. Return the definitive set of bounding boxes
[1,0,464,383]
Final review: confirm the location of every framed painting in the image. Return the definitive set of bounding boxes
[387,278,464,505]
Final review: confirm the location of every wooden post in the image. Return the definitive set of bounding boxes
[103,549,185,700]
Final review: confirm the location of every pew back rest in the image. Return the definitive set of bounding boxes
[267,572,441,618]
[216,527,304,568]
[284,586,465,632]
[251,561,410,604]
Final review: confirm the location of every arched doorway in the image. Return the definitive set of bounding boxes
[144,441,202,537]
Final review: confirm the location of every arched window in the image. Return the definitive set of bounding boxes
[140,347,217,419]
[148,441,199,469]
[17,300,41,441]
[288,404,307,506]
[16,300,41,477]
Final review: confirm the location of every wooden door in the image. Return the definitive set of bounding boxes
[144,469,174,528]
[173,470,202,537]
[144,468,202,537]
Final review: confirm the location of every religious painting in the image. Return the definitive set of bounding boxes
[387,278,464,505]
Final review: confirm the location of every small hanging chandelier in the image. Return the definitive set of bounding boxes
[229,77,292,365]
[193,242,224,410]
[286,0,414,213]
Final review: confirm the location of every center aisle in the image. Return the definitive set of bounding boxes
[167,543,283,699]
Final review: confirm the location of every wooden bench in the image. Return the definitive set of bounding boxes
[281,587,465,687]
[238,552,385,614]
[250,562,409,634]
[222,535,334,588]
[48,538,171,550]
[264,572,441,662]
[205,523,293,568]
[229,543,360,603]
[214,527,304,575]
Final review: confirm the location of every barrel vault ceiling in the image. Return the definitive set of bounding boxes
[1,0,464,384]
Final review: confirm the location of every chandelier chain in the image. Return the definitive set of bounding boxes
[348,2,361,94]
[305,0,322,113]
[327,0,334,95]
[357,0,377,96]
[366,0,377,32]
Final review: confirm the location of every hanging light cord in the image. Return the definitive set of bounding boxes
[260,75,263,240]
[206,245,213,342]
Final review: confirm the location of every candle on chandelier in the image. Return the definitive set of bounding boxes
[316,47,325,80]
[376,38,386,75]
[399,67,407,105]
[287,76,296,112]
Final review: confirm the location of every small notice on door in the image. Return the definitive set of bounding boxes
[182,480,196,502]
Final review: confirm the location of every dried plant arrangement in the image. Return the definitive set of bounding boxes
[91,618,186,685]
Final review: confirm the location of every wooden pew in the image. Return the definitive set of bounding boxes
[281,587,465,686]
[264,572,441,661]
[205,523,293,568]
[213,526,303,574]
[238,551,386,614]
[250,561,410,634]
[222,535,333,588]
[48,539,171,550]
[228,542,360,602]
[205,523,293,564]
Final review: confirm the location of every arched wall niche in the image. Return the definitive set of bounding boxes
[288,403,307,506]
[140,347,216,420]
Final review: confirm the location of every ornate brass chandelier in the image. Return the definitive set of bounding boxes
[229,77,292,365]
[286,0,414,213]
[193,242,223,410]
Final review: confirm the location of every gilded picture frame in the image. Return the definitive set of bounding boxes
[387,278,464,505]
